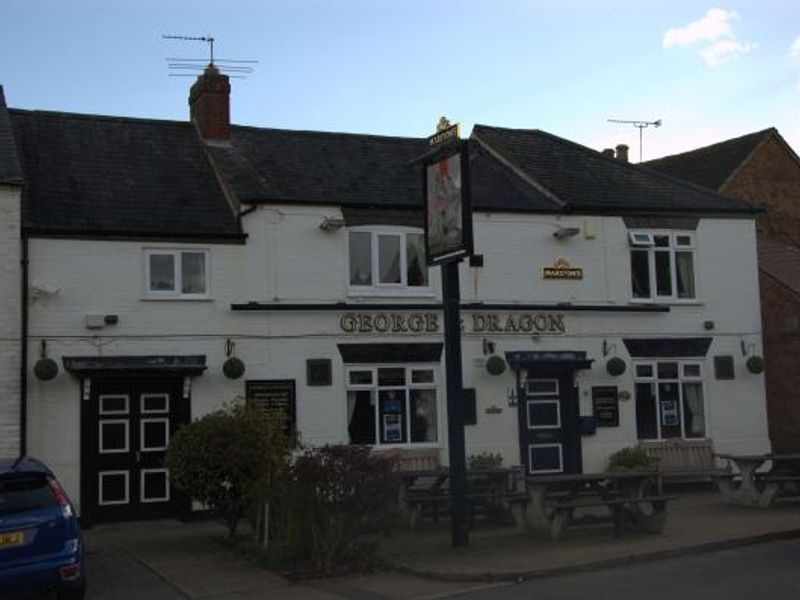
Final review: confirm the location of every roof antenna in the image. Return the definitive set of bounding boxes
[162,34,257,79]
[607,118,662,163]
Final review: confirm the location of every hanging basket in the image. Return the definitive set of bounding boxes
[223,357,245,379]
[606,357,626,377]
[486,355,507,376]
[746,355,765,374]
[34,358,58,381]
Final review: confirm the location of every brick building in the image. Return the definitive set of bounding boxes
[647,129,800,451]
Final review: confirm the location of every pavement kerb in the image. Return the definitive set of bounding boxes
[387,528,800,583]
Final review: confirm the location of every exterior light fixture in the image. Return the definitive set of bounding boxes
[553,226,580,240]
[319,217,346,231]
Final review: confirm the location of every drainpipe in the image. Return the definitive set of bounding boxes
[19,233,28,457]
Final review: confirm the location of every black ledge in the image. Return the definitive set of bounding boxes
[230,302,670,313]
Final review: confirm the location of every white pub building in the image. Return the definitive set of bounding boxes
[0,69,769,523]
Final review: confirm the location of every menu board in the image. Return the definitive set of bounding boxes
[246,380,296,434]
[592,386,619,427]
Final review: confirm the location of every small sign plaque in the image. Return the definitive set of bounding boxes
[246,380,296,434]
[542,257,583,280]
[592,386,619,427]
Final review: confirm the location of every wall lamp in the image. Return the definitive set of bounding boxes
[319,217,346,231]
[553,226,581,240]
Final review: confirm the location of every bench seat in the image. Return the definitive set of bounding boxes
[549,495,677,540]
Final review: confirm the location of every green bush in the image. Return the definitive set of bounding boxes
[607,446,658,472]
[281,445,400,575]
[165,403,297,537]
[467,451,503,470]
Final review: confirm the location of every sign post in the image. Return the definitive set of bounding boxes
[419,119,473,547]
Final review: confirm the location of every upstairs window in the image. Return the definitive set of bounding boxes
[348,229,429,291]
[629,231,695,301]
[145,250,209,298]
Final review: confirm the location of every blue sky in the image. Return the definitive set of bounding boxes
[2,0,798,160]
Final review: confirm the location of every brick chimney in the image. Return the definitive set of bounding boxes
[189,65,230,141]
[615,144,629,162]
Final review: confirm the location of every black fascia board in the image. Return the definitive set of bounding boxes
[23,229,248,244]
[231,302,669,313]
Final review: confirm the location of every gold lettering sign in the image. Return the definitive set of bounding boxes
[339,313,565,335]
[542,257,583,280]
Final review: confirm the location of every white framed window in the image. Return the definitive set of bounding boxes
[629,231,696,301]
[98,470,129,506]
[99,394,129,415]
[346,365,439,447]
[99,419,129,454]
[348,228,430,293]
[140,418,170,452]
[144,249,209,298]
[528,444,563,474]
[141,393,169,414]
[634,360,706,440]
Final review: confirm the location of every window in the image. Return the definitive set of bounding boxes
[145,250,209,297]
[348,229,429,291]
[346,365,438,446]
[635,360,706,440]
[629,231,695,301]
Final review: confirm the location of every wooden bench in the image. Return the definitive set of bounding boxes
[755,473,800,506]
[639,440,728,491]
[549,495,677,541]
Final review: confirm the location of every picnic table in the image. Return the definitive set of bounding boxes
[714,453,800,508]
[520,471,675,540]
[398,467,521,529]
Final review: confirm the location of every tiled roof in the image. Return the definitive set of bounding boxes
[0,87,22,185]
[473,125,756,214]
[9,110,242,239]
[643,129,775,191]
[758,237,800,298]
[4,108,758,239]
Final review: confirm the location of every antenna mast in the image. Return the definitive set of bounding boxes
[162,34,257,78]
[607,118,662,163]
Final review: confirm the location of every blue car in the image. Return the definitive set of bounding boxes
[0,457,85,600]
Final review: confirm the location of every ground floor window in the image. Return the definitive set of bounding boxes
[635,360,705,440]
[346,365,438,446]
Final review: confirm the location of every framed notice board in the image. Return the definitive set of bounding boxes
[246,380,297,434]
[592,386,619,427]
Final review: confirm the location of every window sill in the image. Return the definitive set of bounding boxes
[347,288,437,300]
[141,295,213,302]
[629,299,703,307]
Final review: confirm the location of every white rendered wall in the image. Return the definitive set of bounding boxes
[0,185,21,458]
[25,205,769,506]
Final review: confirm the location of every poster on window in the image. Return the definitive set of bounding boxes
[424,150,473,265]
[661,400,679,426]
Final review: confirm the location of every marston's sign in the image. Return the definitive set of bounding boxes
[339,313,566,335]
[542,257,583,280]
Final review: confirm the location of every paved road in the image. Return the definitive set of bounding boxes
[451,538,800,600]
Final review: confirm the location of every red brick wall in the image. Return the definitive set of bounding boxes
[724,135,800,451]
[723,136,800,243]
[759,272,800,451]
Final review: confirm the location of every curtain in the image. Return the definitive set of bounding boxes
[683,383,705,437]
[676,251,695,299]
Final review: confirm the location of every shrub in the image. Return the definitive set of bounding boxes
[165,403,297,537]
[607,446,658,472]
[282,445,400,574]
[467,451,503,470]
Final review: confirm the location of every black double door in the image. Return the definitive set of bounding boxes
[517,368,582,475]
[82,376,190,523]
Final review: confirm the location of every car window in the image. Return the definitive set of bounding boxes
[0,476,55,515]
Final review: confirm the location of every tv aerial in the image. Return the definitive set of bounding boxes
[607,118,662,163]
[162,34,257,79]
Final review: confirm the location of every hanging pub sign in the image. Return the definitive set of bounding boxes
[423,121,474,265]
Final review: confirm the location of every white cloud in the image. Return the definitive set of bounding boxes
[790,34,800,58]
[663,8,756,67]
[700,40,757,67]
[663,8,739,48]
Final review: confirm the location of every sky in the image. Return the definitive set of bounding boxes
[2,0,799,161]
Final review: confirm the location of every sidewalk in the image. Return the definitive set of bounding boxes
[83,490,800,598]
[381,490,800,581]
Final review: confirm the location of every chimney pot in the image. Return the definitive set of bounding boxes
[189,65,231,141]
[601,148,615,157]
[615,144,629,162]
